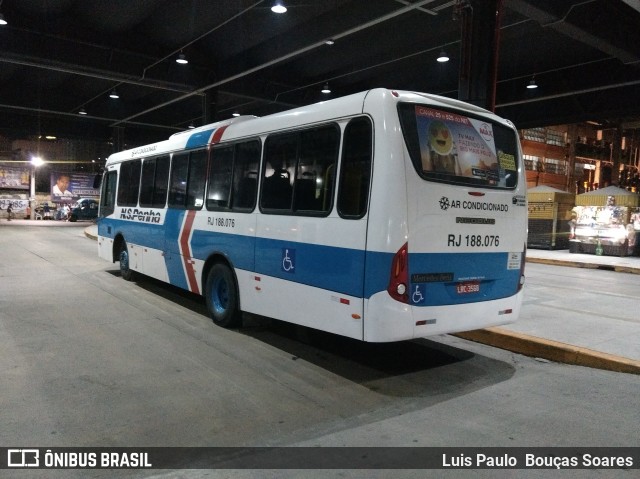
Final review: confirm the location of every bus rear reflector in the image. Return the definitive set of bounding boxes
[518,243,526,292]
[387,242,409,303]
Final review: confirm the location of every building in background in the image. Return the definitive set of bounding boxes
[520,123,640,194]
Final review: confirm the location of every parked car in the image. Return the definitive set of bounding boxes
[69,198,99,222]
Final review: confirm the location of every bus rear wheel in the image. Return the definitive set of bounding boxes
[119,242,136,281]
[205,263,241,328]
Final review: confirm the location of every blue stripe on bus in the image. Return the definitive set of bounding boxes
[99,216,519,305]
[99,218,165,250]
[191,229,256,272]
[185,128,216,149]
[364,250,519,305]
[254,237,367,298]
[165,252,188,290]
[407,252,520,306]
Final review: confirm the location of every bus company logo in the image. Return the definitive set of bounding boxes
[456,217,496,225]
[439,196,451,210]
[411,272,453,283]
[131,145,157,157]
[120,208,162,223]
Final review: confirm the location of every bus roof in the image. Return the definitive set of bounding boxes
[105,88,512,166]
[105,115,256,166]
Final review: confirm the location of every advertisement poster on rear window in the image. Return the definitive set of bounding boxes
[415,106,516,187]
[50,171,100,202]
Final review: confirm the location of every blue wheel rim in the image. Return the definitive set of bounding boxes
[211,275,229,315]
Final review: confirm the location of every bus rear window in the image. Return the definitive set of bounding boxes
[398,103,519,189]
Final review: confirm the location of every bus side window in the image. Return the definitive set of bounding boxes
[139,158,157,207]
[100,170,117,217]
[294,126,339,214]
[152,156,170,208]
[338,117,372,219]
[231,140,260,211]
[261,134,295,211]
[169,153,189,208]
[207,146,234,210]
[117,159,142,207]
[140,155,170,208]
[187,150,207,209]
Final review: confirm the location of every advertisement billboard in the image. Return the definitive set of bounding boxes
[50,171,99,202]
[0,166,30,190]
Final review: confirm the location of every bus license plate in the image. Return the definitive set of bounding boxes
[456,282,480,294]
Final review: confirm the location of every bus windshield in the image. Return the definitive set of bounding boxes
[398,103,519,189]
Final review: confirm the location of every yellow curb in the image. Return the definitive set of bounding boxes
[453,327,640,375]
[614,265,640,274]
[84,226,98,241]
[527,257,600,269]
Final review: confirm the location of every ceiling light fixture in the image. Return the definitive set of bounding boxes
[0,13,7,26]
[527,77,538,89]
[188,122,195,129]
[325,39,335,45]
[436,50,449,62]
[176,52,188,64]
[78,108,87,115]
[232,112,240,117]
[109,89,119,99]
[271,1,287,14]
[321,83,331,94]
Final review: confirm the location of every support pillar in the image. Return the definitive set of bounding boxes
[30,168,36,220]
[566,124,577,193]
[457,0,503,111]
[112,126,125,153]
[202,91,217,126]
[611,123,623,186]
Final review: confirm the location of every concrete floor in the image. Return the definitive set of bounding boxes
[0,223,637,478]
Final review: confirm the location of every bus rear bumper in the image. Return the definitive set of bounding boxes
[364,289,524,342]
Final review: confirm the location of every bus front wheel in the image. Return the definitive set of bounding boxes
[119,242,136,281]
[205,263,241,328]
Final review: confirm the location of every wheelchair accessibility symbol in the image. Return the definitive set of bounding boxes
[412,284,425,304]
[281,248,296,273]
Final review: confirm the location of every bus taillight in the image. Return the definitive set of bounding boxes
[387,242,409,303]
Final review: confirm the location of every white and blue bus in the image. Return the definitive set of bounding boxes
[97,89,526,342]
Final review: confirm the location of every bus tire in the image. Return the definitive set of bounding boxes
[119,242,136,281]
[205,263,241,328]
